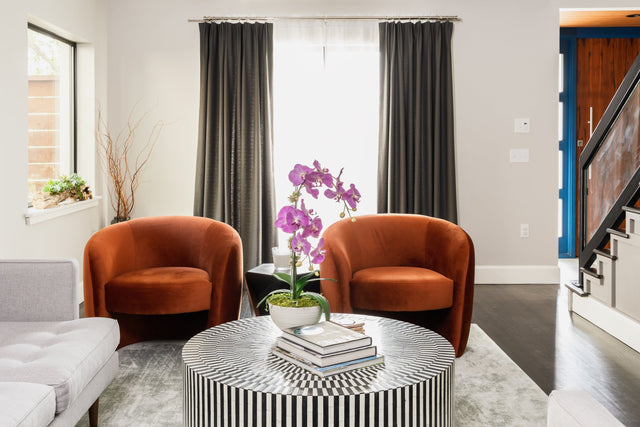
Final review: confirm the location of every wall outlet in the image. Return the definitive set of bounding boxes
[520,223,530,238]
[514,118,530,133]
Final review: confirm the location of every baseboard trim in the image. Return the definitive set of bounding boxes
[475,265,560,284]
[570,293,640,353]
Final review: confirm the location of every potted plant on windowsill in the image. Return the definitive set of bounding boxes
[258,161,361,330]
[31,173,92,209]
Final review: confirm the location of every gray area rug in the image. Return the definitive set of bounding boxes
[78,324,547,426]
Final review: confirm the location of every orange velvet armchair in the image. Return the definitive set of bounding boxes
[84,216,243,347]
[320,214,475,356]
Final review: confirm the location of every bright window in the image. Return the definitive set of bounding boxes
[273,20,379,245]
[27,24,76,202]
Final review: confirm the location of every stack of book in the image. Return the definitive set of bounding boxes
[272,321,384,377]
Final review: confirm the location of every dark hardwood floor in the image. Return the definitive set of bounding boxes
[472,283,640,426]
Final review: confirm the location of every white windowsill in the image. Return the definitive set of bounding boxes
[24,196,101,225]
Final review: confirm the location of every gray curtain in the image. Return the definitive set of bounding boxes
[378,21,457,223]
[194,22,276,270]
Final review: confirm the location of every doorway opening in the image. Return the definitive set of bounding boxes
[558,9,640,258]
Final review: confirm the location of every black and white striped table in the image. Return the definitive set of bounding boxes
[183,314,454,426]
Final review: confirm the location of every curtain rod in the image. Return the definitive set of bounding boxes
[188,15,460,23]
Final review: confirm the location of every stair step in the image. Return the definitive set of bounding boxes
[622,205,640,215]
[580,267,602,279]
[565,280,588,297]
[607,228,629,239]
[593,248,618,260]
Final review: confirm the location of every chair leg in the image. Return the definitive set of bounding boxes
[89,398,99,427]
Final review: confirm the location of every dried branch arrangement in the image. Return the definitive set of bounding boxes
[96,107,164,222]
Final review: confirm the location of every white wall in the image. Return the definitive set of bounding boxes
[103,0,630,283]
[6,1,630,290]
[0,0,107,285]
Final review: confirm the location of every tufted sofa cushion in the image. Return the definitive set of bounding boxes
[0,381,55,426]
[0,317,119,414]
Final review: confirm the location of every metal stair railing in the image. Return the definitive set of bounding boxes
[579,52,640,286]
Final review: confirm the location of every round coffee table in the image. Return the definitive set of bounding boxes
[182,314,454,426]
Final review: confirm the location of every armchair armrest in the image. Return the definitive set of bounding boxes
[0,259,79,321]
[319,236,354,313]
[200,222,244,326]
[83,223,136,317]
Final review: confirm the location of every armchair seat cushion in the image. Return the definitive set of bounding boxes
[105,267,212,315]
[350,266,454,311]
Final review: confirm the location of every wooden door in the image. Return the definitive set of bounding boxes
[575,38,640,253]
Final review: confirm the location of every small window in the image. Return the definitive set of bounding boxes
[27,24,76,203]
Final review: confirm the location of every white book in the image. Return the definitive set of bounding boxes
[281,321,372,355]
[272,347,385,378]
[276,336,377,367]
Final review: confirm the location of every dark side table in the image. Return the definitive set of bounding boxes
[245,263,320,316]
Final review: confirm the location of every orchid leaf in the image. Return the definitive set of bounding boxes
[272,272,292,284]
[298,271,317,282]
[303,277,336,283]
[294,271,319,288]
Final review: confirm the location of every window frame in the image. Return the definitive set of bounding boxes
[27,23,78,196]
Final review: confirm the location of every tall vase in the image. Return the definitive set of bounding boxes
[110,216,130,224]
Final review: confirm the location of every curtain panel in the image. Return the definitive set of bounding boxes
[194,22,276,270]
[378,21,457,223]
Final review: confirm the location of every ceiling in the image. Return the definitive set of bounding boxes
[560,10,640,27]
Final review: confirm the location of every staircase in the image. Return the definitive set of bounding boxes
[567,53,640,353]
[569,208,640,352]
[579,207,640,318]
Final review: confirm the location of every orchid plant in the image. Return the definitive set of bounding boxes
[258,161,361,321]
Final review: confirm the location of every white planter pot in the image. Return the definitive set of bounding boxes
[268,303,322,330]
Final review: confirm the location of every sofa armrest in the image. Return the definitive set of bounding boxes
[0,259,79,321]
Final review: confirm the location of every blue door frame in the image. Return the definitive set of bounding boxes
[558,27,640,259]
[558,35,575,258]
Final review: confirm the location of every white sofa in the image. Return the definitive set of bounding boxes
[0,260,119,426]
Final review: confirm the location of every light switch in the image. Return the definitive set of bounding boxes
[509,148,530,163]
[514,118,530,133]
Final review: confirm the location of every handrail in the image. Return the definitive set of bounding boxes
[579,53,640,284]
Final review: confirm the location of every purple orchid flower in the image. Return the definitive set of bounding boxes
[288,164,314,186]
[291,233,311,255]
[276,161,360,282]
[313,160,326,173]
[310,161,334,187]
[324,183,346,202]
[286,208,310,230]
[303,181,320,198]
[275,206,292,230]
[302,216,323,239]
[275,206,309,233]
[344,184,361,209]
[310,238,326,264]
